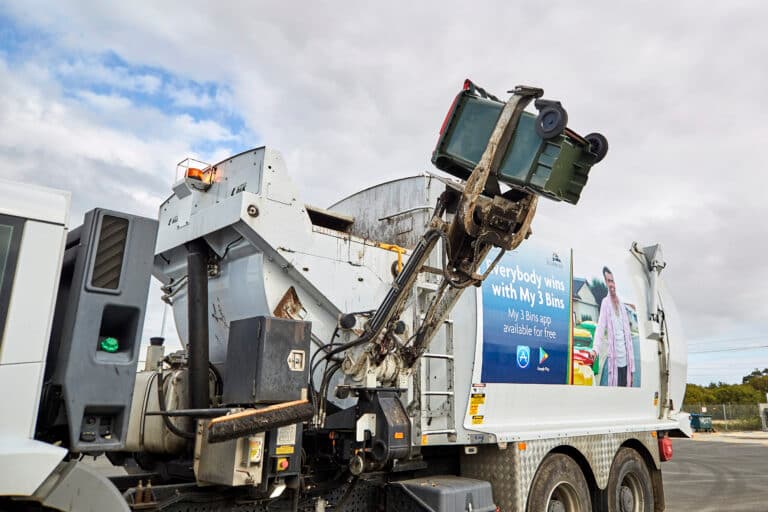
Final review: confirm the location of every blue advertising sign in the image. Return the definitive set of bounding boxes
[480,245,572,384]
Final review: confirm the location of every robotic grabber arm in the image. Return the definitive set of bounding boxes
[316,83,607,401]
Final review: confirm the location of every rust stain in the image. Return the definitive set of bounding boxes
[273,286,305,320]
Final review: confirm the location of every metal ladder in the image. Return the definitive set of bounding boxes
[414,280,457,443]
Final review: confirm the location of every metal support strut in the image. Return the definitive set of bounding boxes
[186,238,211,410]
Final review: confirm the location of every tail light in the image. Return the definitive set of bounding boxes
[658,434,673,461]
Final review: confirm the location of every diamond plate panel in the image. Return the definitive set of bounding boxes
[460,432,659,511]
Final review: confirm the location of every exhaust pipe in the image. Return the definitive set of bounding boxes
[186,238,210,410]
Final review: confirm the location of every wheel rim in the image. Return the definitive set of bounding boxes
[618,472,644,512]
[546,481,580,512]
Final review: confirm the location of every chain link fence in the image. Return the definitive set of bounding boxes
[682,403,763,431]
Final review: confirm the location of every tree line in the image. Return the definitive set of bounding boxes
[684,368,768,404]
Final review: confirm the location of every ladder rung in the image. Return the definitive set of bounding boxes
[423,353,454,360]
[421,429,457,436]
[424,391,454,396]
[417,314,454,325]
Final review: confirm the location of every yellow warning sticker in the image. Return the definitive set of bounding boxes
[248,437,263,463]
[471,415,484,425]
[470,393,486,405]
[275,445,295,455]
[469,404,479,415]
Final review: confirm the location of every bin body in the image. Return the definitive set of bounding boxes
[690,413,713,432]
[432,93,596,205]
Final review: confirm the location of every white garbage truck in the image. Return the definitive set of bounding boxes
[0,82,687,511]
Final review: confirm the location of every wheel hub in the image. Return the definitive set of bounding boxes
[548,499,566,512]
[541,110,560,130]
[619,485,635,511]
[547,482,579,512]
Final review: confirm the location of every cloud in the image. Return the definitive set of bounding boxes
[1,1,767,382]
[0,33,250,342]
[57,56,163,95]
[0,54,248,216]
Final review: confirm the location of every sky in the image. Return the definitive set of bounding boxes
[0,1,766,385]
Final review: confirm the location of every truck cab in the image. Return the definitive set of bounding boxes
[0,179,158,511]
[0,180,70,497]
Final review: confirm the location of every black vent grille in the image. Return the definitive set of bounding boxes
[91,215,129,290]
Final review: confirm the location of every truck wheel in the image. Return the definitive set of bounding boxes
[526,453,592,512]
[603,447,654,512]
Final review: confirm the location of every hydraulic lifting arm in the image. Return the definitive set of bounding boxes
[337,83,601,377]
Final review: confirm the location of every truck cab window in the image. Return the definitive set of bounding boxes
[0,215,24,338]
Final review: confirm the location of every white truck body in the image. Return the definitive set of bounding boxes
[156,149,688,439]
[151,148,687,509]
[329,174,689,445]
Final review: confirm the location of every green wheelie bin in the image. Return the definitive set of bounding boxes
[432,80,608,205]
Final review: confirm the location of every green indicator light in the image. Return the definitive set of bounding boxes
[100,337,119,353]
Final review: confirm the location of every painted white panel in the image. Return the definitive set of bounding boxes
[0,179,69,226]
[462,252,686,441]
[1,220,66,365]
[0,437,66,495]
[0,362,48,439]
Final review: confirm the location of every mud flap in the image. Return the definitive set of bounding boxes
[33,460,129,512]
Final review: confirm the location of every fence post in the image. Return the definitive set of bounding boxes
[723,403,728,432]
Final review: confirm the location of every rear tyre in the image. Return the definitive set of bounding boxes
[602,447,654,512]
[526,453,592,512]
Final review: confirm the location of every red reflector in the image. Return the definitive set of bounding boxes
[659,435,673,461]
[463,78,472,91]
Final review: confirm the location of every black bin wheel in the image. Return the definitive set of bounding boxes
[535,105,568,139]
[526,453,592,512]
[585,132,609,162]
[599,447,654,512]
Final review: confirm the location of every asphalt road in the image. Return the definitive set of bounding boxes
[663,438,768,511]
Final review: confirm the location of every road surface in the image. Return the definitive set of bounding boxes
[664,436,768,511]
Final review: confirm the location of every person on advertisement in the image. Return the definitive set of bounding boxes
[594,266,634,387]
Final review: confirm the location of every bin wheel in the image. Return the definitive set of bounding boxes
[585,132,609,162]
[599,447,654,512]
[535,105,568,139]
[526,453,592,512]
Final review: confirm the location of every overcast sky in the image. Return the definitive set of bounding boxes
[1,1,766,385]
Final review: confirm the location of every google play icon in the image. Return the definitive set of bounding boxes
[539,347,549,365]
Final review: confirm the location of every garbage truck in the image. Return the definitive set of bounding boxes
[0,81,688,511]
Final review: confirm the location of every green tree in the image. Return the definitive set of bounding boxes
[711,384,762,404]
[684,370,767,405]
[743,368,768,395]
[684,383,717,404]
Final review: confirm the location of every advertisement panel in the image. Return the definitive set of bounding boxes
[480,243,641,388]
[480,245,572,384]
